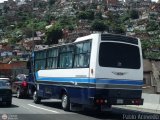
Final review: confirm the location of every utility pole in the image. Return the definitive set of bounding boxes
[32,0,35,52]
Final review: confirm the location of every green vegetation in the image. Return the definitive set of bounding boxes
[0,1,159,60]
[129,9,139,19]
[77,10,94,20]
[141,39,160,59]
[146,21,159,31]
[91,20,107,32]
[45,22,63,44]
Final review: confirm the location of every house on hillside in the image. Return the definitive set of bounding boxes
[143,59,160,94]
[22,37,42,51]
[0,61,29,79]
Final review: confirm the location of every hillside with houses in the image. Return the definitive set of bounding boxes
[0,0,160,94]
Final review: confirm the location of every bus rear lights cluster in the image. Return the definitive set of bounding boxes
[132,99,141,105]
[95,99,107,104]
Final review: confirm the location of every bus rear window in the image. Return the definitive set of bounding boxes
[99,42,140,69]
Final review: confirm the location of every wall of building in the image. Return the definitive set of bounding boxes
[0,61,28,78]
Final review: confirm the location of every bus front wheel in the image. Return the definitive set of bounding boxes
[62,94,70,111]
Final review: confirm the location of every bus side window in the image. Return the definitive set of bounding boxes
[83,42,91,67]
[59,45,74,68]
[47,48,58,69]
[34,50,47,71]
[74,41,91,68]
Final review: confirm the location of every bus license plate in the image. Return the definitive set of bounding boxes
[117,99,123,104]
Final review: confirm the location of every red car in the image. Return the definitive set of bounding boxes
[12,74,36,98]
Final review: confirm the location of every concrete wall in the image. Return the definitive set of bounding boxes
[143,59,160,94]
[126,93,160,111]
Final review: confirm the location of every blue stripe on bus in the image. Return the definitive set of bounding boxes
[35,73,143,85]
[38,77,94,83]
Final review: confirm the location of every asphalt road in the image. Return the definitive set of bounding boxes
[0,96,159,120]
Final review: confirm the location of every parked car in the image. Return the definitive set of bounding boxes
[12,74,36,98]
[0,79,12,106]
[0,78,11,82]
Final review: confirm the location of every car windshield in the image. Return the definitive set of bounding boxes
[16,74,28,81]
[0,81,9,87]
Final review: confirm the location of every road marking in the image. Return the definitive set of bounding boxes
[28,104,59,114]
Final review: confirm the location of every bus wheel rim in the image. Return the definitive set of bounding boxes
[33,91,37,101]
[62,95,67,108]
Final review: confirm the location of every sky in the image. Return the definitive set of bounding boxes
[0,0,159,3]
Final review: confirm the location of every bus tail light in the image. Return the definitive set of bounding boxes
[96,100,99,104]
[132,99,142,105]
[100,99,104,104]
[95,99,106,105]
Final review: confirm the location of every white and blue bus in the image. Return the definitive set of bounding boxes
[32,33,143,111]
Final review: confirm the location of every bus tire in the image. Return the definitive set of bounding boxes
[62,94,70,111]
[33,91,41,104]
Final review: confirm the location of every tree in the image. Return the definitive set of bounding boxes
[59,16,71,27]
[79,4,86,11]
[45,23,63,44]
[146,21,159,31]
[91,20,106,32]
[112,24,125,34]
[77,11,87,19]
[141,39,160,59]
[86,10,94,20]
[88,3,97,10]
[48,0,55,6]
[35,21,47,30]
[3,5,10,13]
[67,25,74,31]
[149,13,158,20]
[8,37,18,44]
[77,10,94,20]
[121,14,130,22]
[95,11,102,20]
[129,10,139,19]
[22,28,36,38]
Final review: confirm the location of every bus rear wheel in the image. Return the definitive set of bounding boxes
[62,94,70,111]
[33,91,41,104]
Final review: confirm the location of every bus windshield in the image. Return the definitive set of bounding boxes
[99,42,140,69]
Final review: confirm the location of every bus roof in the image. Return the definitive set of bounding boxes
[74,33,99,43]
[34,33,139,52]
[74,33,139,43]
